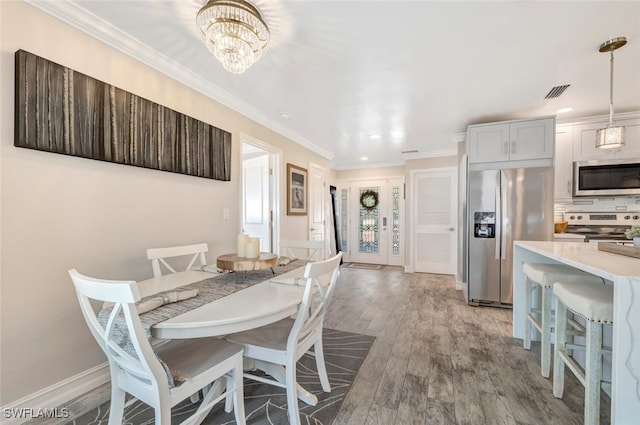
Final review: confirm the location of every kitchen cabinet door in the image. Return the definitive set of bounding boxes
[573,117,640,161]
[468,123,510,163]
[468,117,554,164]
[509,117,555,161]
[554,125,574,200]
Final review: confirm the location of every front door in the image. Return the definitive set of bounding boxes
[346,179,404,265]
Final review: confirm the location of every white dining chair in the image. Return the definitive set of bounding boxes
[279,239,325,261]
[225,252,342,425]
[69,269,246,425]
[146,243,216,277]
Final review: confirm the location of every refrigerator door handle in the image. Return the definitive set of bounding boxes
[495,185,501,260]
[501,185,508,260]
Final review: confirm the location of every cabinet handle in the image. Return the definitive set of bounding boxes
[511,141,516,154]
[567,180,571,194]
[503,141,509,155]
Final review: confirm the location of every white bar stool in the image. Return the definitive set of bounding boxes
[553,280,613,425]
[522,263,602,377]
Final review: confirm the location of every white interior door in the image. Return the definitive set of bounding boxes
[242,153,270,252]
[308,163,326,245]
[412,167,457,274]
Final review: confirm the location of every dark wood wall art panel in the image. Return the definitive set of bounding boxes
[14,50,231,181]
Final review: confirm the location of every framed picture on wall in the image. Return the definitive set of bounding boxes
[287,163,307,215]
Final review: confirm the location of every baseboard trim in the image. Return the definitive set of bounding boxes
[1,363,109,425]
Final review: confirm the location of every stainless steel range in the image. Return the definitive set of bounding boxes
[563,211,639,243]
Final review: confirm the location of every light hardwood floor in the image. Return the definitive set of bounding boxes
[326,265,611,425]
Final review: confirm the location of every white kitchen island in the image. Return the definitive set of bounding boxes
[513,241,640,425]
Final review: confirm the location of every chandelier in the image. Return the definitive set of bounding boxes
[595,36,627,149]
[196,0,270,74]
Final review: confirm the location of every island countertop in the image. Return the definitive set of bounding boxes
[512,240,640,425]
[514,240,640,280]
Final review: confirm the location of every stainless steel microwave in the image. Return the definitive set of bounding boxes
[574,159,640,197]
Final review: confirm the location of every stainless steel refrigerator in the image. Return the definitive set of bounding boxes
[467,167,553,306]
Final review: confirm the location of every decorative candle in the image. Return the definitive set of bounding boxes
[237,234,248,257]
[246,237,260,258]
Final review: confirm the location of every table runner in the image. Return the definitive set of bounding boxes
[97,259,307,387]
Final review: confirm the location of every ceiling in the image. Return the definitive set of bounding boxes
[29,1,640,170]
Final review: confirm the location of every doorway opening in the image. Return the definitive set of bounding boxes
[241,139,280,253]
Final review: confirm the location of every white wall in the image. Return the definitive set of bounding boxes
[0,1,331,405]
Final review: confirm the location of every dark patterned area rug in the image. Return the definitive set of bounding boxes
[67,329,374,425]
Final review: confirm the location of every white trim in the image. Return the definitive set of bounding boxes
[336,175,405,184]
[401,149,458,161]
[333,159,406,171]
[452,132,466,144]
[0,363,109,425]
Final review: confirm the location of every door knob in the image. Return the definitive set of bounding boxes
[448,227,455,231]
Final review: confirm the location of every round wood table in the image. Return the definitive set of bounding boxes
[216,252,278,272]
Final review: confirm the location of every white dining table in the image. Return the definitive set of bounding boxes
[513,241,640,425]
[136,266,319,405]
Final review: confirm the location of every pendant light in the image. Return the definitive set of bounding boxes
[595,37,627,149]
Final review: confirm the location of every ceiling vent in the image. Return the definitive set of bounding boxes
[544,84,571,99]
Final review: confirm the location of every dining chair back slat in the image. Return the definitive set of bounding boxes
[146,243,209,277]
[280,239,325,261]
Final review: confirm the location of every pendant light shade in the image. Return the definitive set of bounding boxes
[196,0,270,74]
[595,37,627,149]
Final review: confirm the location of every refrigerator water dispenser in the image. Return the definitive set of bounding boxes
[473,212,495,238]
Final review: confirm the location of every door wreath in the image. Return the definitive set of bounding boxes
[360,190,379,210]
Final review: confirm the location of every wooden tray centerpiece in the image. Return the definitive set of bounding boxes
[597,243,640,259]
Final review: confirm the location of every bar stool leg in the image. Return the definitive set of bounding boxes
[553,297,567,399]
[541,285,552,378]
[523,277,534,350]
[584,320,603,425]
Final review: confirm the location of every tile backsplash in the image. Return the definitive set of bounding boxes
[554,197,640,221]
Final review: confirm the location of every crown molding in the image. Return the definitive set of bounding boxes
[451,132,466,143]
[401,149,458,161]
[25,0,334,161]
[332,159,406,171]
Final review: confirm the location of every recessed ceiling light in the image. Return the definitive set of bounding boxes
[369,134,381,140]
[556,107,573,114]
[279,112,290,119]
[360,156,369,161]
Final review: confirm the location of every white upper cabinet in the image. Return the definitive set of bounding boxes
[573,116,640,161]
[468,123,510,163]
[468,117,555,164]
[554,125,574,200]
